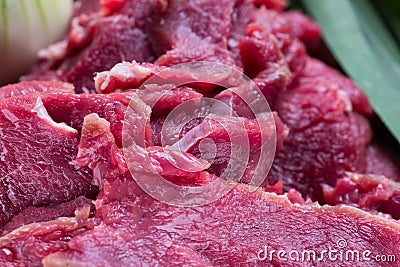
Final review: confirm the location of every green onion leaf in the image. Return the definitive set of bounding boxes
[300,0,400,143]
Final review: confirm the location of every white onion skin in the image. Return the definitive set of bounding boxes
[0,0,73,85]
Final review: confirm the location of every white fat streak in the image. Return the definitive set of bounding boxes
[31,97,77,134]
[95,61,152,92]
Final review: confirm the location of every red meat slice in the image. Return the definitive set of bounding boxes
[2,196,94,235]
[4,92,131,148]
[239,24,287,78]
[0,208,91,267]
[0,98,97,229]
[297,57,373,115]
[282,11,321,51]
[42,110,400,266]
[0,80,74,100]
[229,0,257,66]
[174,114,281,185]
[44,232,213,267]
[323,173,400,219]
[149,0,236,55]
[149,0,238,67]
[24,0,159,93]
[267,77,372,201]
[154,33,238,68]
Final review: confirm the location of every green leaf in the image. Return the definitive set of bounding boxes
[300,0,400,143]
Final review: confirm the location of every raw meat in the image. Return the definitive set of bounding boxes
[24,0,160,93]
[323,172,400,219]
[0,80,74,100]
[43,112,400,267]
[267,76,372,200]
[0,98,96,228]
[0,207,91,267]
[2,196,94,235]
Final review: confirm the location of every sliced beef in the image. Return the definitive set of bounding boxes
[267,77,372,201]
[24,0,159,93]
[172,113,284,185]
[4,92,130,147]
[282,11,321,52]
[42,110,400,267]
[149,0,238,67]
[323,173,400,219]
[0,80,74,100]
[229,0,257,66]
[149,0,236,55]
[239,23,287,78]
[146,146,218,186]
[154,33,238,67]
[297,57,373,115]
[2,196,94,235]
[0,98,96,228]
[0,208,91,267]
[95,60,244,97]
[44,232,213,267]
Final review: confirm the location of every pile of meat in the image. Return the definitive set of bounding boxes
[1,0,400,266]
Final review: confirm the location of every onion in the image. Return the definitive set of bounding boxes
[0,0,73,85]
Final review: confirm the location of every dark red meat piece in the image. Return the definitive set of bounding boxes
[155,32,238,68]
[0,208,91,267]
[282,11,321,50]
[176,114,279,185]
[323,173,400,219]
[42,93,130,147]
[297,57,373,115]
[2,196,94,235]
[25,0,158,93]
[267,77,372,200]
[239,24,286,78]
[149,0,236,55]
[228,0,257,66]
[5,92,131,147]
[149,0,238,67]
[0,98,96,228]
[0,80,74,100]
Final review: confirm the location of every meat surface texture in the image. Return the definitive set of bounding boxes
[43,113,400,267]
[1,0,400,266]
[0,97,97,229]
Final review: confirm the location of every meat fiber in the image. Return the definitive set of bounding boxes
[0,80,74,100]
[0,98,97,228]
